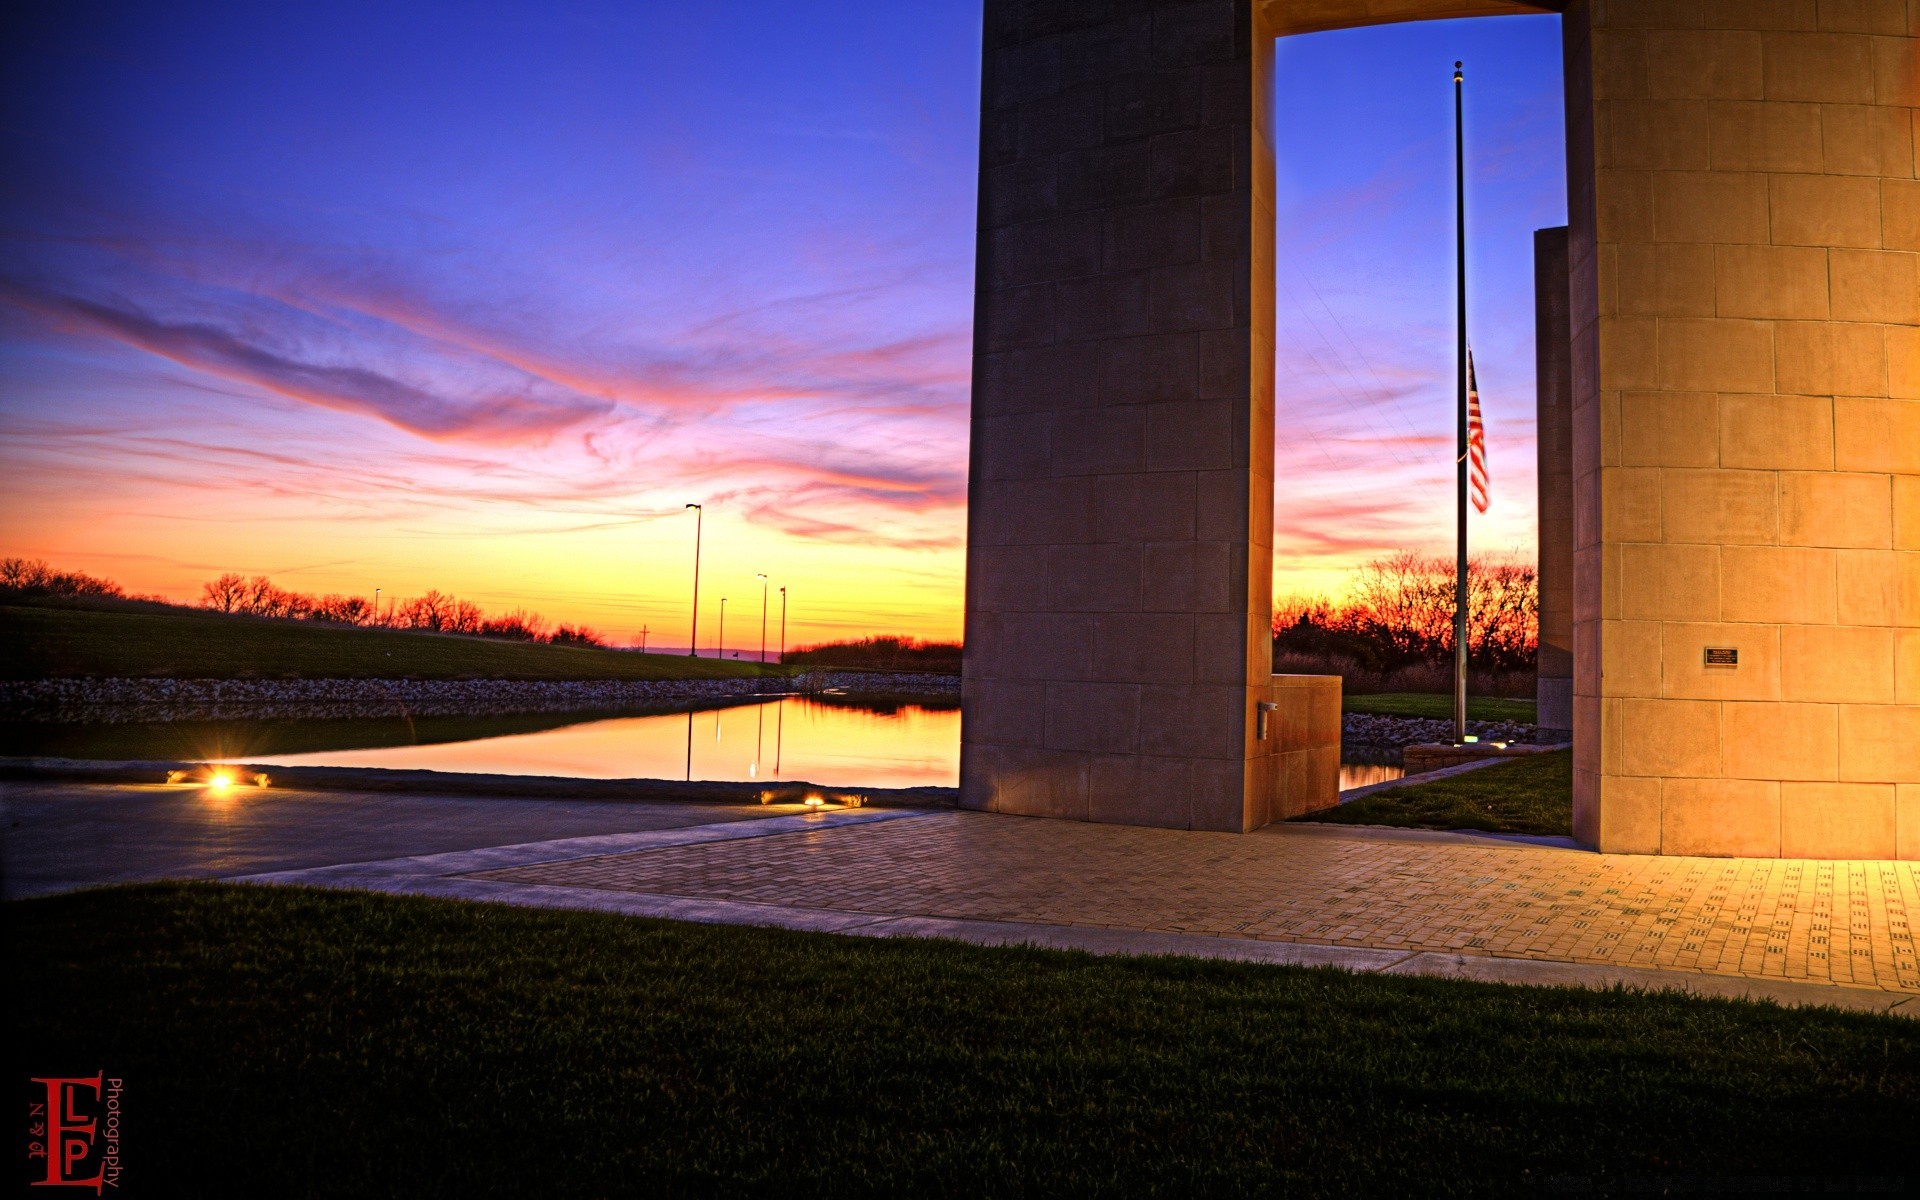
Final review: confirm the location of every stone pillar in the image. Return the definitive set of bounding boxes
[1565,0,1919,859]
[961,0,1284,831]
[1535,226,1575,739]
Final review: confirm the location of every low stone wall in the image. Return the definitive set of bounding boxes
[1341,714,1541,765]
[0,672,961,725]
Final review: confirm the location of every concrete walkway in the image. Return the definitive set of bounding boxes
[221,803,1919,1018]
[1,780,776,899]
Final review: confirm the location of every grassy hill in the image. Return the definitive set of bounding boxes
[0,598,777,681]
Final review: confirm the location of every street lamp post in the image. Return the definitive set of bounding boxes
[778,586,787,665]
[717,598,726,660]
[756,574,768,664]
[685,503,703,656]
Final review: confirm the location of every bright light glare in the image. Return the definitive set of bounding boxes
[209,771,234,790]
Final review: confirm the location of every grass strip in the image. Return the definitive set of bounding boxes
[1301,748,1573,836]
[1,601,778,681]
[12,882,1916,1197]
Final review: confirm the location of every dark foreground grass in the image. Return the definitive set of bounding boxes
[1342,691,1538,723]
[1299,749,1573,836]
[0,600,776,681]
[12,884,1917,1197]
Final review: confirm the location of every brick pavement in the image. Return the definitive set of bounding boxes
[477,812,1920,994]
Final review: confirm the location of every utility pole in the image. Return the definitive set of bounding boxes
[756,574,768,664]
[639,624,648,654]
[718,598,726,660]
[778,586,787,665]
[685,502,703,656]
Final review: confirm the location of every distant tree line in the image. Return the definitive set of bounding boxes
[1273,551,1538,687]
[196,573,605,645]
[785,635,962,674]
[1,557,138,600]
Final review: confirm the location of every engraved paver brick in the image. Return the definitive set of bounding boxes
[475,813,1920,993]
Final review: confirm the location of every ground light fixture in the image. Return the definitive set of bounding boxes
[165,765,270,788]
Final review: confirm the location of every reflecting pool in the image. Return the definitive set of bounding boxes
[214,693,1402,794]
[238,695,961,791]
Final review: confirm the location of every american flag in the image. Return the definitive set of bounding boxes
[1466,348,1489,513]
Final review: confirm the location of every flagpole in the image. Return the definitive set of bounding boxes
[1452,60,1469,745]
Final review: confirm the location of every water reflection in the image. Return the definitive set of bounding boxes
[1339,763,1406,791]
[240,695,962,791]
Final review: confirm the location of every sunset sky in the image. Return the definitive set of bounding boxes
[0,2,1565,651]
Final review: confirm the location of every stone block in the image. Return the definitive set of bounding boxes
[978,412,1054,481]
[1605,619,1664,696]
[990,477,1097,546]
[1138,683,1240,760]
[1898,475,1920,549]
[1883,179,1920,250]
[1713,244,1831,318]
[1762,31,1876,102]
[1837,702,1920,780]
[996,611,1095,682]
[1698,1,1817,32]
[1142,539,1234,612]
[1661,621,1782,700]
[1900,782,1920,859]
[1836,398,1920,472]
[1101,332,1199,405]
[1092,611,1195,684]
[1620,542,1722,620]
[1779,782,1897,857]
[1094,470,1196,542]
[1719,393,1834,468]
[1836,548,1920,624]
[1620,391,1717,465]
[1647,29,1763,99]
[1600,316,1659,387]
[1820,101,1914,176]
[1783,624,1896,702]
[1651,172,1769,243]
[1610,696,1723,777]
[1724,700,1840,780]
[1050,403,1145,476]
[1104,197,1203,272]
[1045,680,1140,755]
[1048,542,1144,612]
[1598,773,1663,853]
[1057,274,1151,342]
[990,211,1104,288]
[1145,260,1236,332]
[1087,754,1193,828]
[1830,249,1920,323]
[1607,99,1713,169]
[1656,318,1774,393]
[1872,32,1920,105]
[1617,243,1718,317]
[1721,544,1838,622]
[1661,777,1781,857]
[1768,174,1881,248]
[1774,320,1888,396]
[1598,168,1655,242]
[1779,471,1894,548]
[1708,99,1824,170]
[970,544,1052,612]
[1663,468,1779,544]
[1814,0,1909,35]
[1106,69,1203,141]
[1144,397,1234,469]
[962,677,1049,748]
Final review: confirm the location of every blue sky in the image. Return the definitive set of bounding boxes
[0,1,1564,642]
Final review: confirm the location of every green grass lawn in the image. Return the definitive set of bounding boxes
[1342,691,1538,723]
[0,600,780,681]
[1302,748,1573,836]
[12,884,1916,1197]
